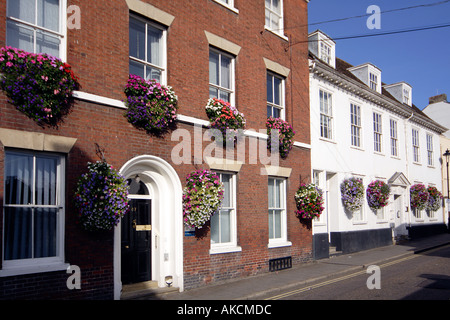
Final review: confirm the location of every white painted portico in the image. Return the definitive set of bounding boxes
[114,155,183,299]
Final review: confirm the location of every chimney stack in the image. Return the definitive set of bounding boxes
[429,93,447,104]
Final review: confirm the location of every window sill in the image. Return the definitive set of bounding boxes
[209,245,242,255]
[268,240,292,249]
[350,145,364,152]
[0,262,70,277]
[212,0,239,14]
[319,137,336,144]
[264,26,289,42]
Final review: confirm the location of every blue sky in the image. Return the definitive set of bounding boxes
[308,0,450,109]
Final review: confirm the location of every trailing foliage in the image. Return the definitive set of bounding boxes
[74,161,129,232]
[0,46,80,126]
[124,74,178,135]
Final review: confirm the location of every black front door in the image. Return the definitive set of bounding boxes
[121,199,152,285]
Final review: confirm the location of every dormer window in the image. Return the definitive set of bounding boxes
[383,82,412,106]
[308,30,336,68]
[347,63,381,94]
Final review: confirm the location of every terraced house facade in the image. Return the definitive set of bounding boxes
[308,30,448,259]
[0,0,311,299]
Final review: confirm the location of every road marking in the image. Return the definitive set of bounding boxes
[265,254,421,300]
[266,245,450,300]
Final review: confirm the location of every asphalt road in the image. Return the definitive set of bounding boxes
[263,244,450,300]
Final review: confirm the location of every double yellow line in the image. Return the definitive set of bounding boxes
[265,254,418,300]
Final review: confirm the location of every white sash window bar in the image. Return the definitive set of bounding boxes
[3,151,64,264]
[6,0,66,59]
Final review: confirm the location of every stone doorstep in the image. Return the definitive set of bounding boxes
[121,281,179,300]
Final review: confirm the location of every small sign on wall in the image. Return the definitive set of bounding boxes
[184,226,195,237]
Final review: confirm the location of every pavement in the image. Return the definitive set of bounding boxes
[128,232,450,300]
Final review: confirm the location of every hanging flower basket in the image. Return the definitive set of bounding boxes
[74,161,130,232]
[182,169,224,229]
[410,184,429,211]
[295,183,325,219]
[366,180,391,211]
[341,177,364,212]
[0,46,80,126]
[124,74,178,135]
[205,98,246,145]
[266,117,295,159]
[426,186,443,212]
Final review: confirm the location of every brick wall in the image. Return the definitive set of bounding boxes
[0,0,310,298]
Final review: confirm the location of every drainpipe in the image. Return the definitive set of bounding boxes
[404,112,414,230]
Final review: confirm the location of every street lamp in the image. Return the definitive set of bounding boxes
[443,149,450,232]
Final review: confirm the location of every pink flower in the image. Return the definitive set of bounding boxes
[5,61,13,67]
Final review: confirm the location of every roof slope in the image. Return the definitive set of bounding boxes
[309,53,448,133]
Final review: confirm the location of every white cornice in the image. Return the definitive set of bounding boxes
[72,91,312,149]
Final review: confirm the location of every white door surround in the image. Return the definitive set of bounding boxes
[114,155,183,299]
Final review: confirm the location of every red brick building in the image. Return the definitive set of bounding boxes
[0,0,311,299]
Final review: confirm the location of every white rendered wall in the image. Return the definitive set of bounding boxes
[310,73,444,237]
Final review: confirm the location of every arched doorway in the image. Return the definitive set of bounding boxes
[114,156,183,299]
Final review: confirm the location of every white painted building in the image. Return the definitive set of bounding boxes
[423,94,450,139]
[308,30,448,259]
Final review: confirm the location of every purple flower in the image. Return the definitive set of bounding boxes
[182,169,224,229]
[266,117,295,159]
[0,46,80,126]
[124,74,178,135]
[74,161,129,231]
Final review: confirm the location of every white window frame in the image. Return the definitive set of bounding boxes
[319,89,333,140]
[320,42,331,65]
[312,171,325,225]
[209,48,235,106]
[369,73,378,91]
[1,150,67,276]
[412,128,420,163]
[6,0,67,60]
[352,207,365,223]
[413,207,424,221]
[426,133,434,167]
[268,177,290,248]
[210,172,241,255]
[403,88,410,105]
[213,0,239,13]
[373,112,383,153]
[267,72,285,120]
[376,207,386,221]
[129,14,167,85]
[265,0,284,37]
[350,103,362,148]
[428,209,436,219]
[390,119,399,157]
